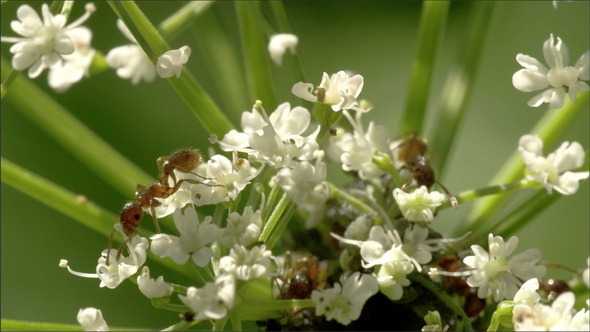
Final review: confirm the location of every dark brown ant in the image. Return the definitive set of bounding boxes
[395,132,458,208]
[106,148,218,265]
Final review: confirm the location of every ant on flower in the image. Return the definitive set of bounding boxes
[395,132,458,208]
[106,148,218,265]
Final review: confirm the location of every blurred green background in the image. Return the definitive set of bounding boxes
[2,1,588,329]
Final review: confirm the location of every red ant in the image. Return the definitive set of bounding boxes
[106,148,218,265]
[395,132,458,208]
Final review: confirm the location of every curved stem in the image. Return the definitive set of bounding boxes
[328,182,379,218]
[410,273,473,331]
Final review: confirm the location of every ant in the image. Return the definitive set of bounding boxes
[106,148,218,265]
[395,132,458,208]
[277,252,328,300]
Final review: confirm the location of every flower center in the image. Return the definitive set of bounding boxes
[484,258,509,279]
[547,66,579,88]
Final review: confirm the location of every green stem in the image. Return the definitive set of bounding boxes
[1,57,153,197]
[159,1,214,40]
[241,297,314,311]
[190,9,250,117]
[438,180,533,211]
[259,193,291,246]
[428,1,496,177]
[235,1,278,110]
[212,316,229,331]
[230,312,242,332]
[410,273,473,331]
[0,318,144,331]
[1,157,116,236]
[150,298,189,313]
[108,1,234,137]
[399,1,450,134]
[265,202,296,250]
[328,182,379,218]
[455,91,589,237]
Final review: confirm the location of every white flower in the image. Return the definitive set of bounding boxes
[332,110,392,180]
[512,34,589,109]
[60,230,148,289]
[401,224,437,265]
[512,280,589,331]
[220,207,263,248]
[463,233,546,302]
[393,186,446,222]
[106,20,156,84]
[179,274,236,321]
[150,207,220,266]
[1,3,95,78]
[219,244,272,280]
[274,156,329,227]
[268,33,298,66]
[518,134,589,195]
[311,272,378,325]
[48,26,95,92]
[137,266,174,298]
[156,45,191,78]
[217,102,320,168]
[292,71,365,112]
[77,307,108,331]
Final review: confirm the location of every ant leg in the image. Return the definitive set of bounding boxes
[106,227,116,266]
[176,178,224,189]
[149,206,162,233]
[436,180,459,208]
[115,233,136,262]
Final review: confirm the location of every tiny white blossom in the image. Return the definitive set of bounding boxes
[77,307,108,331]
[150,207,220,266]
[179,274,235,321]
[47,26,95,92]
[1,3,95,78]
[518,134,589,195]
[463,233,546,301]
[268,33,298,66]
[60,228,148,289]
[512,279,589,331]
[393,186,446,222]
[220,207,263,248]
[274,156,329,227]
[217,102,320,168]
[292,71,365,112]
[219,244,272,280]
[106,20,156,84]
[331,110,392,180]
[311,272,378,325]
[156,45,191,78]
[137,266,174,299]
[512,34,589,109]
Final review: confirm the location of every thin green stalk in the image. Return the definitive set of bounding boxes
[1,58,153,197]
[410,273,473,331]
[159,1,214,40]
[259,193,291,246]
[190,9,250,116]
[265,202,296,250]
[0,319,144,331]
[438,180,532,211]
[150,298,189,313]
[454,92,589,236]
[428,1,496,176]
[328,182,379,218]
[235,1,278,110]
[108,1,234,137]
[399,1,450,134]
[1,157,116,236]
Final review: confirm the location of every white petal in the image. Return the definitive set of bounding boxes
[576,51,590,80]
[292,82,317,102]
[512,68,549,92]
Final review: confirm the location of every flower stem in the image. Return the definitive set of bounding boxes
[235,1,278,110]
[150,298,189,313]
[328,182,379,218]
[428,1,496,177]
[454,91,589,237]
[158,1,214,40]
[438,179,533,210]
[410,273,473,331]
[399,1,450,134]
[108,1,234,137]
[1,157,116,236]
[259,193,293,249]
[1,57,153,197]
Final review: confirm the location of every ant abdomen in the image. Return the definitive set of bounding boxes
[119,201,143,236]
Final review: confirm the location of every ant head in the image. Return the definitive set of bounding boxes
[119,201,143,236]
